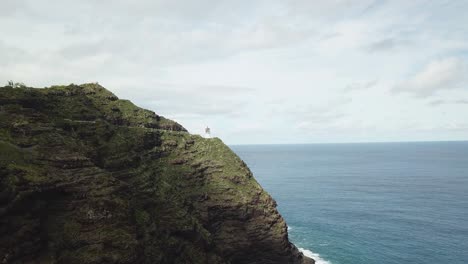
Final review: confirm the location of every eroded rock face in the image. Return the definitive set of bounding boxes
[0,83,314,264]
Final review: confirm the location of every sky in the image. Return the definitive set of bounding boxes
[1,0,467,144]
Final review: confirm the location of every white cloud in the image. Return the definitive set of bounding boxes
[113,82,253,118]
[1,0,468,144]
[428,99,468,106]
[343,80,378,91]
[394,57,467,97]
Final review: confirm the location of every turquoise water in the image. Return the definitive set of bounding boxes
[231,142,468,264]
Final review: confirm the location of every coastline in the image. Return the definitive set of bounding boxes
[298,248,330,264]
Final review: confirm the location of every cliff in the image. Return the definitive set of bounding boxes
[0,83,314,264]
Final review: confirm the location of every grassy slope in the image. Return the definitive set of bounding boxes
[0,84,311,264]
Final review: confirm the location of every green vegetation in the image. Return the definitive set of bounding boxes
[0,83,309,264]
[5,80,26,89]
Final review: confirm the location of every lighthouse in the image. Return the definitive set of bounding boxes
[204,126,211,138]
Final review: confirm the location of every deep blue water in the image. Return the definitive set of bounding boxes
[231,142,468,264]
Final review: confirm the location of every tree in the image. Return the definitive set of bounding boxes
[6,80,26,88]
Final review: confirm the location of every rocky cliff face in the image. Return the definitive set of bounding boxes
[0,83,314,264]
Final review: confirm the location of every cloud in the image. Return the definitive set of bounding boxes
[296,112,346,130]
[364,37,412,52]
[366,38,397,51]
[343,80,378,91]
[2,0,468,143]
[428,99,468,106]
[428,100,445,106]
[285,0,377,22]
[270,101,350,132]
[52,12,313,68]
[0,41,29,66]
[393,57,467,97]
[1,0,318,78]
[0,0,26,16]
[123,82,254,119]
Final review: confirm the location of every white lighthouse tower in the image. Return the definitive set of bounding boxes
[204,126,211,138]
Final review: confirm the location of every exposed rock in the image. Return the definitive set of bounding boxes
[0,83,314,264]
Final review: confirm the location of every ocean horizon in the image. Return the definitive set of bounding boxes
[232,141,468,264]
[231,139,468,146]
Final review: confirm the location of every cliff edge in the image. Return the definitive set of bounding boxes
[0,83,314,264]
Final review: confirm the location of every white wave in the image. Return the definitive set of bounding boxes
[298,247,331,264]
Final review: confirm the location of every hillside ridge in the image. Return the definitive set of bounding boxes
[0,83,314,264]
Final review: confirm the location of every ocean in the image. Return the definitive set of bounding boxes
[231,142,468,264]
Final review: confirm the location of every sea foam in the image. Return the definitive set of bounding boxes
[298,248,331,264]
